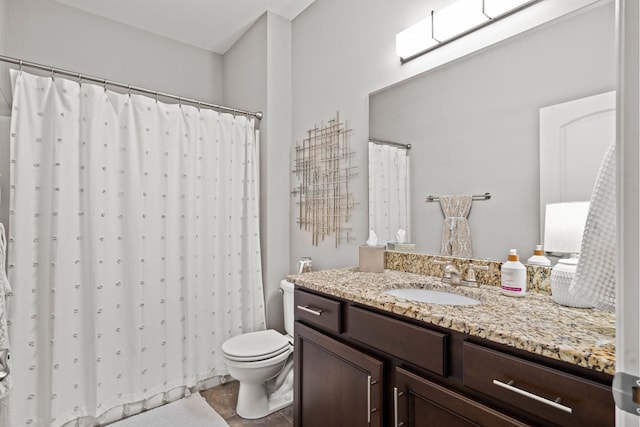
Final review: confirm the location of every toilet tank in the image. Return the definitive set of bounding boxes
[280,280,295,337]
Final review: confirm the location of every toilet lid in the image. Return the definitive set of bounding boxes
[222,329,290,361]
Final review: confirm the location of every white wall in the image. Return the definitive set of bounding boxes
[224,12,292,332]
[291,0,611,270]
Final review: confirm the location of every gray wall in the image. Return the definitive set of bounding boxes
[370,3,616,260]
[224,12,292,333]
[2,0,223,105]
[291,0,613,270]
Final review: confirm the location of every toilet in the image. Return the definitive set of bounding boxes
[221,280,295,419]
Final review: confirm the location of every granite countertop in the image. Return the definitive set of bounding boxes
[288,267,616,375]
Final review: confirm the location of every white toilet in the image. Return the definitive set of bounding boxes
[221,280,295,419]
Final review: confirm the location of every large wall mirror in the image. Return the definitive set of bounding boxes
[369,1,615,261]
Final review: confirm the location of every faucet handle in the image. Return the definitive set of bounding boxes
[465,263,489,283]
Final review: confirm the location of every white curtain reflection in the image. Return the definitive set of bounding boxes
[368,142,410,245]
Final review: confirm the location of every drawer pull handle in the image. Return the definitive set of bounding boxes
[367,375,371,423]
[492,379,573,414]
[297,305,323,316]
[394,387,405,427]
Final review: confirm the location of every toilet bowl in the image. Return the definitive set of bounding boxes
[221,280,295,419]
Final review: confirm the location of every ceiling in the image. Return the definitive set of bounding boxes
[52,0,316,54]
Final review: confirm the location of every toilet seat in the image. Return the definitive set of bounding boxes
[222,329,291,362]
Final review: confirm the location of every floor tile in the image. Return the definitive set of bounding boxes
[201,380,293,426]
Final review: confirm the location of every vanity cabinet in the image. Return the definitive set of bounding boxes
[293,287,614,426]
[294,294,383,427]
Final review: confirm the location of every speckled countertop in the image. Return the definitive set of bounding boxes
[288,267,616,376]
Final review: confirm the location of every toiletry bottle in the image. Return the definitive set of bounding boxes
[501,249,527,297]
[527,245,551,266]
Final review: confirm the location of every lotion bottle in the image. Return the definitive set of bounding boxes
[501,249,527,297]
[527,245,551,266]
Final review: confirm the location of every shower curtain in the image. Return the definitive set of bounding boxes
[5,70,266,426]
[368,142,410,244]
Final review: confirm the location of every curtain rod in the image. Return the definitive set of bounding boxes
[369,137,412,149]
[0,54,263,121]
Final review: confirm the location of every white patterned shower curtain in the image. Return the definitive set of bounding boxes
[368,142,410,244]
[5,70,266,426]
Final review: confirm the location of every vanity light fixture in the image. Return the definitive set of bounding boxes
[396,0,541,63]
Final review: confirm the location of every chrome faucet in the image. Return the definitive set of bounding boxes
[433,260,461,286]
[444,264,461,286]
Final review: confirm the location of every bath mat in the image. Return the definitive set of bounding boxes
[111,393,229,427]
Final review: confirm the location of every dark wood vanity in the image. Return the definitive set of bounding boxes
[293,286,614,427]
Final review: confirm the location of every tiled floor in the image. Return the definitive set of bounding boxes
[201,380,293,427]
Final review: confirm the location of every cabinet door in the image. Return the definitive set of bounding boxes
[394,367,528,427]
[294,322,383,427]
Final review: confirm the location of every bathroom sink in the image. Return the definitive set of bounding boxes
[384,288,481,306]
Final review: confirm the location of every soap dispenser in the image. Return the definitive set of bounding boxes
[527,245,551,266]
[501,249,527,297]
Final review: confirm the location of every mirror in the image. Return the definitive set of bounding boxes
[369,2,615,261]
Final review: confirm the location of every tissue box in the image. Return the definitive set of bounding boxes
[386,242,416,252]
[359,245,386,273]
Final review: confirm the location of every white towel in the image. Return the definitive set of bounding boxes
[0,223,11,400]
[568,142,616,311]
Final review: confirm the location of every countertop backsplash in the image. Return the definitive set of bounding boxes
[384,250,552,294]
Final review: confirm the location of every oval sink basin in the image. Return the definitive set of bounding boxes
[385,288,481,306]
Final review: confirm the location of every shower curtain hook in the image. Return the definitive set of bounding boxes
[178,97,182,108]
[103,79,107,92]
[155,92,159,103]
[196,101,201,112]
[50,68,55,81]
[127,85,132,97]
[18,60,23,73]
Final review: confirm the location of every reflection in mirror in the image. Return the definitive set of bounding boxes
[539,90,615,242]
[369,2,615,260]
[368,139,411,245]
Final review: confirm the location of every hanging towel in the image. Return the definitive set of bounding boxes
[0,223,11,400]
[439,194,473,258]
[568,142,616,312]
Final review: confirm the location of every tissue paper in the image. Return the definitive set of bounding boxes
[396,229,406,244]
[366,229,378,246]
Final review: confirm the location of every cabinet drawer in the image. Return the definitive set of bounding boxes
[347,306,448,376]
[294,289,341,333]
[395,367,528,427]
[463,342,614,426]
